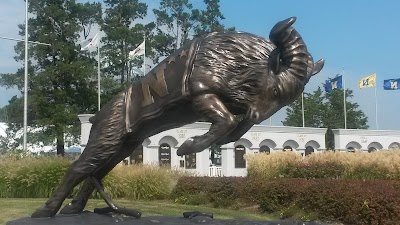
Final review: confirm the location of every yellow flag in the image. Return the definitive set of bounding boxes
[359,73,376,88]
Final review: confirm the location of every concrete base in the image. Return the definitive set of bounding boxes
[7,211,328,225]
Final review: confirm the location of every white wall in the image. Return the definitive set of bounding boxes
[333,129,400,151]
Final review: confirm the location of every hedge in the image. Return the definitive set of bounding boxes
[172,176,400,225]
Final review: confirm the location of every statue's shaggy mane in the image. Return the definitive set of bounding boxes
[194,32,276,104]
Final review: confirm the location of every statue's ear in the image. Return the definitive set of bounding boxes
[311,59,324,76]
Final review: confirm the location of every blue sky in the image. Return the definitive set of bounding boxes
[1,0,399,130]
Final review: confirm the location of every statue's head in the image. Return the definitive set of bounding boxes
[248,17,324,124]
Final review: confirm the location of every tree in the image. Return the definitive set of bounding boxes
[283,86,369,129]
[0,0,101,155]
[152,0,232,63]
[100,0,155,103]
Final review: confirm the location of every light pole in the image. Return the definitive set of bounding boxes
[0,0,50,151]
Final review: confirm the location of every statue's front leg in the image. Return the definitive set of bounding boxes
[176,94,237,156]
[215,120,254,145]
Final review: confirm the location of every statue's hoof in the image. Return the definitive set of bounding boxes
[31,205,57,218]
[176,139,195,156]
[59,202,84,214]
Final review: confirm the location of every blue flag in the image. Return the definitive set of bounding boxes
[324,75,343,93]
[383,78,400,90]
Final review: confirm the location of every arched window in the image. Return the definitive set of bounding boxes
[235,145,246,168]
[347,147,355,153]
[283,146,293,152]
[305,146,314,156]
[259,145,270,154]
[159,143,171,167]
[130,145,143,164]
[368,147,377,153]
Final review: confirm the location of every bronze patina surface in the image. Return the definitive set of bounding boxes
[31,17,324,219]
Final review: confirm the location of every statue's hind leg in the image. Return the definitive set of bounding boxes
[31,94,127,218]
[59,140,143,215]
[176,94,238,156]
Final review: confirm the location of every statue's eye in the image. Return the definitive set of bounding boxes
[274,88,279,97]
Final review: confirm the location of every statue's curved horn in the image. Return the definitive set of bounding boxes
[269,16,309,82]
[311,59,325,76]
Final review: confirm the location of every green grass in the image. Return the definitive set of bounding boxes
[0,198,274,225]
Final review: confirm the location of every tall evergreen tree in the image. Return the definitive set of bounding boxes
[100,0,154,102]
[0,0,101,155]
[152,0,232,63]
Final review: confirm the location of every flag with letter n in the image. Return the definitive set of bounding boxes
[324,75,343,93]
[383,78,400,90]
[359,73,376,88]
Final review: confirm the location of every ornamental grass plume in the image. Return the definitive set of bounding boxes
[246,150,400,180]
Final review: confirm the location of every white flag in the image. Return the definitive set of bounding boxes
[129,41,145,59]
[81,33,100,51]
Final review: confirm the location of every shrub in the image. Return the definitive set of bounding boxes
[102,164,181,200]
[0,156,181,200]
[171,177,247,207]
[299,180,400,225]
[0,156,70,198]
[207,177,244,207]
[247,178,312,213]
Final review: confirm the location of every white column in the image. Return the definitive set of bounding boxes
[78,114,95,153]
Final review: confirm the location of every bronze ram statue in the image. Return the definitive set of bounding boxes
[31,17,324,218]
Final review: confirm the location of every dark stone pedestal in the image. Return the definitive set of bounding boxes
[7,212,327,225]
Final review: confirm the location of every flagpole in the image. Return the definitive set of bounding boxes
[342,67,347,129]
[23,0,29,151]
[143,35,146,76]
[374,74,378,129]
[301,92,305,127]
[97,43,101,111]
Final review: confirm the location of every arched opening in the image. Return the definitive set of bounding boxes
[346,141,361,152]
[130,145,143,164]
[347,147,355,153]
[305,140,321,150]
[282,140,299,151]
[259,139,277,150]
[283,146,293,152]
[305,146,314,156]
[368,147,377,153]
[259,145,270,154]
[389,142,400,150]
[159,143,171,167]
[367,142,383,151]
[235,145,246,168]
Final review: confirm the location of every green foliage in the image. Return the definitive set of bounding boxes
[0,156,182,200]
[172,176,400,224]
[171,177,247,208]
[0,0,101,154]
[100,0,154,92]
[102,165,176,200]
[0,156,70,198]
[0,0,233,152]
[298,180,400,225]
[283,86,369,130]
[152,0,232,63]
